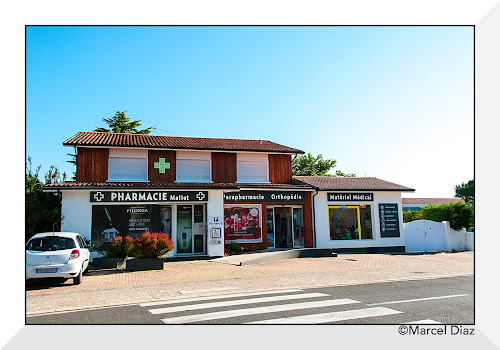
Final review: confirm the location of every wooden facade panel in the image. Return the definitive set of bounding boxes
[303,191,314,248]
[269,154,292,184]
[76,148,109,182]
[148,150,176,183]
[212,152,237,183]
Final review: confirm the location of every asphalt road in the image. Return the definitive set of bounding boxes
[26,275,473,325]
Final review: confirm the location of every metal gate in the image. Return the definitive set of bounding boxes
[404,220,447,252]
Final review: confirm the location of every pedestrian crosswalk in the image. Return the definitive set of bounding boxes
[139,288,435,324]
[246,307,402,324]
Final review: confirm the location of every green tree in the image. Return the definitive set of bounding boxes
[94,110,153,134]
[25,157,64,242]
[334,170,356,177]
[292,153,355,177]
[455,179,474,204]
[66,152,76,180]
[44,164,66,184]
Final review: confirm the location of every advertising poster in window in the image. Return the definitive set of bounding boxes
[224,205,262,243]
[91,205,172,247]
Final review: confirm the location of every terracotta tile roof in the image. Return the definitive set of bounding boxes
[401,198,464,205]
[292,176,415,192]
[63,132,304,154]
[44,182,312,190]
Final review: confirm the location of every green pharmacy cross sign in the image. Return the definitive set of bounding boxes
[154,158,170,173]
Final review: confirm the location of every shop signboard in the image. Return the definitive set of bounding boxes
[90,191,208,203]
[224,191,305,202]
[224,205,262,243]
[379,203,400,237]
[327,192,374,202]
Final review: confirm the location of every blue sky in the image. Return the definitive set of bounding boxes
[26,26,473,197]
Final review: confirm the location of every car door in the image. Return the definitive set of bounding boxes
[76,235,90,268]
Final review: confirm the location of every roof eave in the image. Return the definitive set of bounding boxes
[63,143,304,154]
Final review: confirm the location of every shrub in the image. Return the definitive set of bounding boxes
[96,235,134,259]
[225,242,241,255]
[403,203,474,230]
[131,231,174,259]
[241,244,267,253]
[403,210,424,223]
[421,202,474,231]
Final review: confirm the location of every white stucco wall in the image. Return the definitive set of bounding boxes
[314,191,406,249]
[206,190,225,257]
[61,189,226,259]
[61,190,93,241]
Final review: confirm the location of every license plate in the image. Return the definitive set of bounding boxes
[36,268,58,273]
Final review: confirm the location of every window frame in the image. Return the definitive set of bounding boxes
[236,153,270,183]
[328,205,374,241]
[175,151,212,183]
[107,148,149,182]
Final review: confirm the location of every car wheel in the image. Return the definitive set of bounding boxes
[83,264,89,275]
[73,269,83,285]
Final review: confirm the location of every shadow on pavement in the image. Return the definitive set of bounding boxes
[25,267,131,291]
[25,278,71,291]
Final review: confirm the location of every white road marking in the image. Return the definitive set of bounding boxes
[245,307,402,324]
[140,289,304,307]
[367,294,469,306]
[178,287,239,294]
[26,303,129,317]
[404,319,442,324]
[150,292,329,315]
[161,299,360,324]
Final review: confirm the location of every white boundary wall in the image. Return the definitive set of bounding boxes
[404,219,474,252]
[314,191,406,249]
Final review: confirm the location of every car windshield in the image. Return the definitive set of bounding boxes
[26,237,76,251]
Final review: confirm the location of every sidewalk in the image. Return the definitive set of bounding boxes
[26,251,473,315]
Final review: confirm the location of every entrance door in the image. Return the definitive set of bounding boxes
[193,205,206,254]
[176,204,206,254]
[269,206,305,249]
[274,207,293,248]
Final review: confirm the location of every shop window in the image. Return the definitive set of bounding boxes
[91,205,172,247]
[176,151,211,182]
[293,208,304,247]
[108,148,148,182]
[224,205,262,243]
[236,153,269,183]
[328,205,373,240]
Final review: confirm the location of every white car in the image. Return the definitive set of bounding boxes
[26,232,90,285]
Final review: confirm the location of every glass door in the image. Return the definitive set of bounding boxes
[177,205,193,253]
[274,207,293,248]
[268,206,305,249]
[267,208,275,248]
[176,204,206,254]
[193,204,206,254]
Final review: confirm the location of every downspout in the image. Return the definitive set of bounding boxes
[57,189,62,232]
[312,187,318,248]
